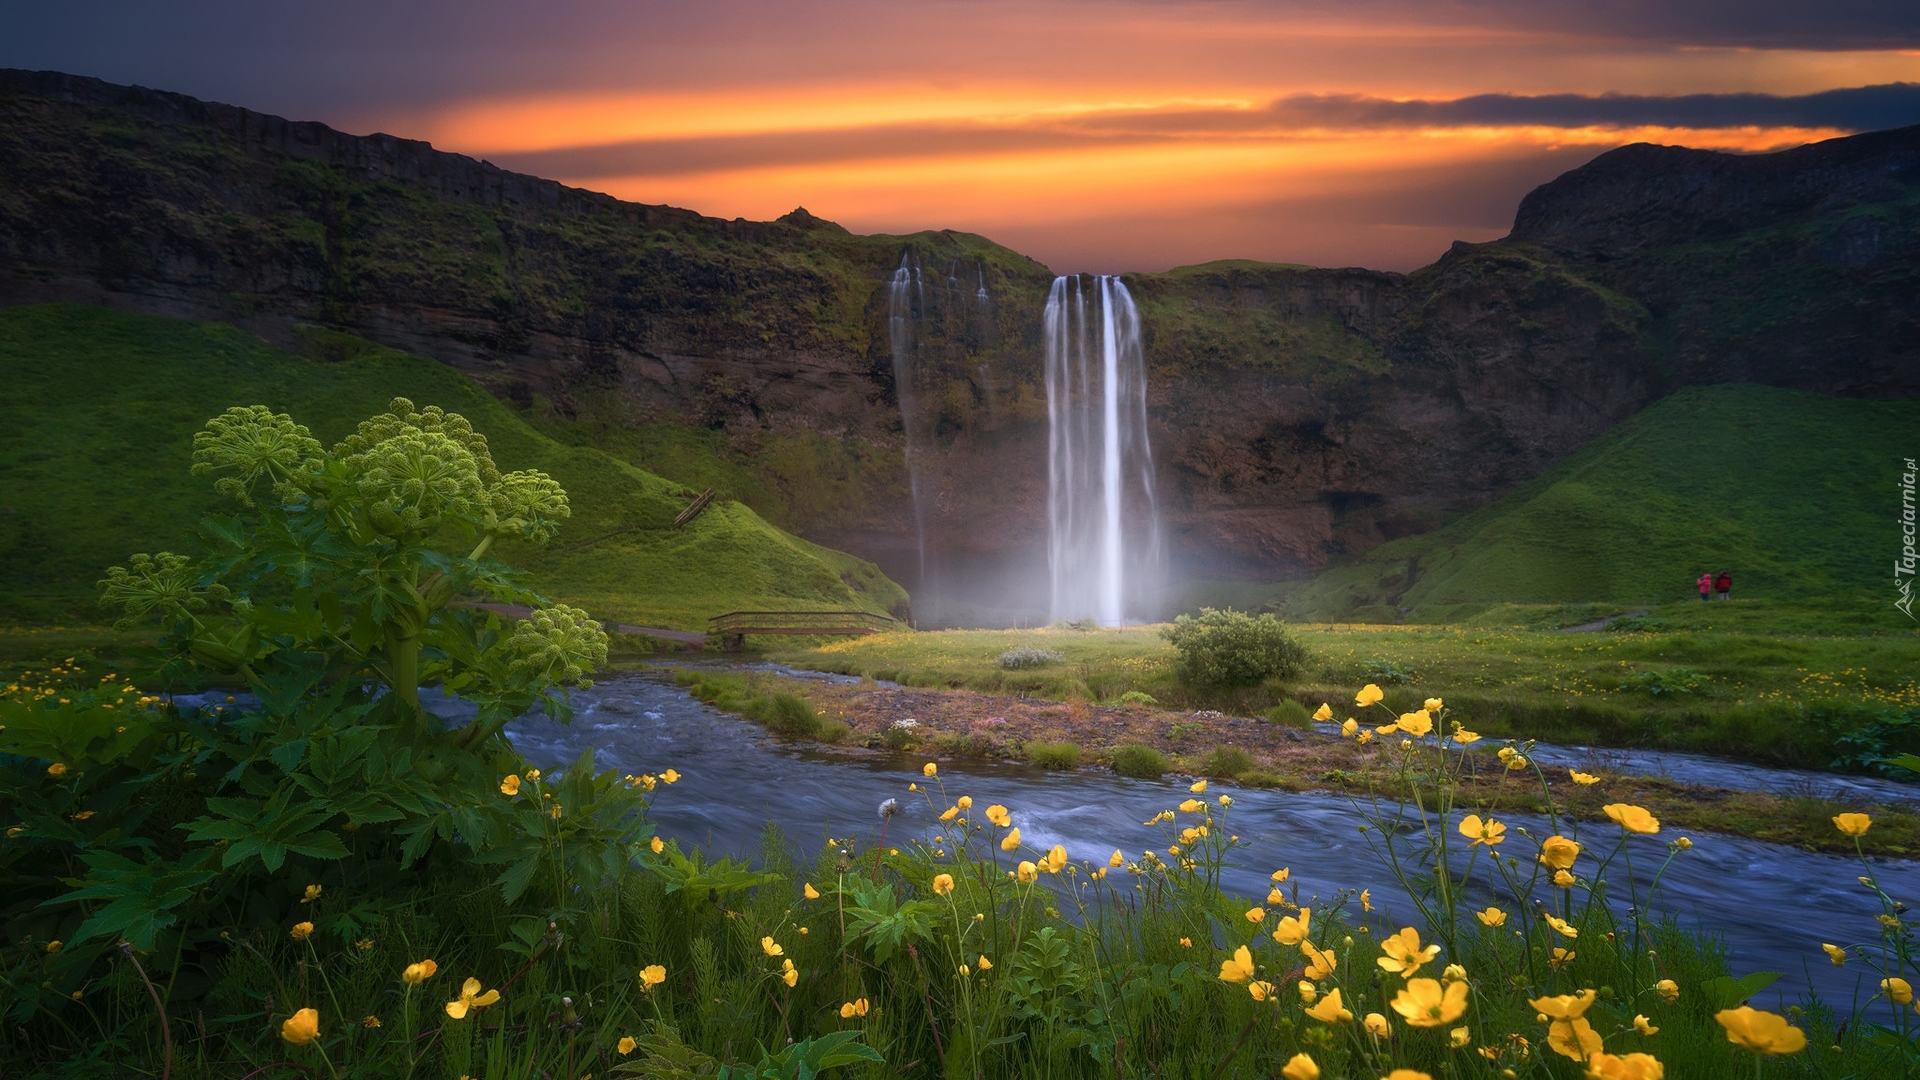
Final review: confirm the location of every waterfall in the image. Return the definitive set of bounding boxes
[887,253,930,588]
[1044,275,1162,625]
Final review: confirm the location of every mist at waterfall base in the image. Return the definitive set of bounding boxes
[882,261,1164,629]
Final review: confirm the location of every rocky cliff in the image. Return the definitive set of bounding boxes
[3,69,1915,623]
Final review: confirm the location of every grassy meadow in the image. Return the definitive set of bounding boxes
[773,608,1920,772]
[0,304,906,630]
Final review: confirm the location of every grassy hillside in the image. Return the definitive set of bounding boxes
[0,304,907,629]
[1268,383,1920,629]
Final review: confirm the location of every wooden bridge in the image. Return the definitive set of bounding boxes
[706,610,900,651]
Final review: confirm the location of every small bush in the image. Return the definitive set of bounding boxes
[1358,658,1414,685]
[751,691,821,738]
[1161,608,1308,688]
[882,719,921,750]
[816,718,851,743]
[1265,699,1312,727]
[999,646,1066,670]
[1028,741,1082,770]
[1111,743,1169,778]
[1239,769,1284,788]
[1113,690,1159,706]
[1200,745,1253,778]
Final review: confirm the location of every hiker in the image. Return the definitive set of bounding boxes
[1697,571,1712,601]
[1716,570,1732,601]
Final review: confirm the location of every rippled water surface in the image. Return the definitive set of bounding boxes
[491,672,1920,1004]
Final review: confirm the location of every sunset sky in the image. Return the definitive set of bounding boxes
[9,1,1920,271]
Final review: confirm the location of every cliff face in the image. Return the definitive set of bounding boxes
[3,69,1916,622]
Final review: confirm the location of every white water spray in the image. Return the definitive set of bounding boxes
[1044,275,1162,625]
[887,253,929,585]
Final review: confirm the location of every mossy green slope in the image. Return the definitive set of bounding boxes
[0,304,906,628]
[1273,383,1920,625]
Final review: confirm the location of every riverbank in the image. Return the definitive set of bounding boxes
[678,665,1920,859]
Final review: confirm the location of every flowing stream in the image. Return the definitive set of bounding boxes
[467,671,1919,1005]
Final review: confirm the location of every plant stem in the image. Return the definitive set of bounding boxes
[121,943,173,1080]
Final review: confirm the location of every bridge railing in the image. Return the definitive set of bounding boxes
[706,610,899,649]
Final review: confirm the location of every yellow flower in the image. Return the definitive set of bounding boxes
[1179,798,1205,813]
[1634,1014,1659,1036]
[1016,861,1038,883]
[1450,1026,1472,1047]
[1532,989,1597,1020]
[1505,754,1529,771]
[1272,907,1310,946]
[1655,979,1678,1003]
[1424,697,1444,712]
[402,959,438,985]
[1391,978,1468,1027]
[661,769,680,784]
[1361,889,1373,913]
[1586,1051,1665,1080]
[1377,926,1439,976]
[1884,977,1914,1004]
[840,998,870,1018]
[446,978,501,1019]
[290,922,314,942]
[923,762,937,777]
[1364,1012,1391,1037]
[804,882,821,899]
[46,762,68,778]
[617,1035,638,1054]
[1356,730,1374,745]
[1245,907,1267,923]
[957,963,971,977]
[762,937,783,957]
[500,774,521,796]
[1459,814,1506,846]
[957,796,972,809]
[362,1015,381,1028]
[1190,779,1208,794]
[1001,827,1022,851]
[1399,711,1434,737]
[1715,1006,1807,1054]
[977,955,991,971]
[46,940,62,954]
[1109,849,1125,868]
[1382,1072,1432,1080]
[1218,945,1256,983]
[1833,813,1872,837]
[280,1007,320,1045]
[1303,987,1352,1023]
[940,805,959,822]
[1271,867,1290,883]
[932,873,954,896]
[1341,719,1358,737]
[1296,980,1317,1003]
[1301,941,1337,980]
[781,958,798,987]
[1821,943,1846,966]
[1376,724,1399,736]
[1550,1017,1603,1060]
[1604,804,1660,834]
[301,884,323,903]
[1356,684,1384,707]
[1442,963,1467,982]
[1570,770,1601,786]
[525,769,540,782]
[638,964,666,991]
[1281,1052,1319,1080]
[1179,937,1192,947]
[1312,704,1333,721]
[1554,869,1577,888]
[1451,729,1482,745]
[1549,946,1577,969]
[1539,835,1581,870]
[650,836,665,854]
[985,804,1011,827]
[1545,914,1579,939]
[1248,980,1275,1001]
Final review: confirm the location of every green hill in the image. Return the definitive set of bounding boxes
[0,304,907,629]
[1270,383,1920,627]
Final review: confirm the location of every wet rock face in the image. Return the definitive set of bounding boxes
[2,68,1916,609]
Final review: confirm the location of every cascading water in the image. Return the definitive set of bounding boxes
[1044,275,1162,625]
[887,254,930,588]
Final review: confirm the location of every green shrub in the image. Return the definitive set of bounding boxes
[1239,769,1284,788]
[1161,607,1308,688]
[1111,743,1169,778]
[816,718,851,743]
[1200,745,1253,778]
[1265,699,1312,727]
[750,691,821,737]
[997,646,1065,669]
[1027,741,1082,770]
[1113,689,1159,706]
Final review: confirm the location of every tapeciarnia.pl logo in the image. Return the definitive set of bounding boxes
[1899,457,1917,620]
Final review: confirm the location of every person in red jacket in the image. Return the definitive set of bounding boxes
[1697,572,1712,601]
[1716,571,1732,601]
